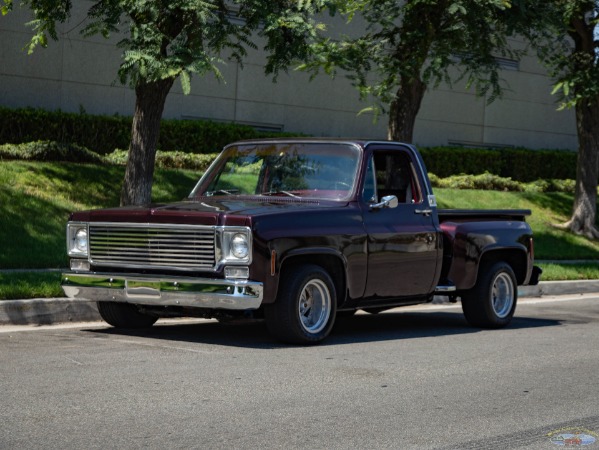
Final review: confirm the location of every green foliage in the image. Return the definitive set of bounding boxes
[0,107,131,154]
[9,0,332,206]
[429,172,575,193]
[536,1,599,111]
[0,140,220,171]
[0,107,299,154]
[429,172,523,192]
[420,146,577,181]
[420,147,503,178]
[106,149,218,171]
[0,272,63,300]
[0,141,105,164]
[304,0,543,118]
[12,0,333,88]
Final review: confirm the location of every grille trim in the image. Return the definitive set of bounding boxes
[88,223,217,272]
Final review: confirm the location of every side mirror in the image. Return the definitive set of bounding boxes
[369,195,399,210]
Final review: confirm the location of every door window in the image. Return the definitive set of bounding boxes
[363,151,422,204]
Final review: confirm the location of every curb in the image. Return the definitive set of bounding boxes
[1,280,598,326]
[518,280,599,297]
[0,298,100,326]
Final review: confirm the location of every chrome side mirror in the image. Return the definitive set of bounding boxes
[370,195,399,210]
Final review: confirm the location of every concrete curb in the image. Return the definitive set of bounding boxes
[518,280,599,297]
[0,298,100,326]
[1,280,598,326]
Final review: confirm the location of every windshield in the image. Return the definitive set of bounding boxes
[189,142,361,200]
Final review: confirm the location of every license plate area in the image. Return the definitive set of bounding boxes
[126,280,161,298]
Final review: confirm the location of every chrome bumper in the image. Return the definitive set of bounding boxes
[61,272,263,311]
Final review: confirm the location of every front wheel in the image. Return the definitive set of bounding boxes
[461,261,517,328]
[97,302,158,329]
[265,265,337,344]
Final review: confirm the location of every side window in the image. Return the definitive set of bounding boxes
[373,151,422,204]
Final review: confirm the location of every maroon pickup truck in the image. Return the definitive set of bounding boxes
[62,139,541,343]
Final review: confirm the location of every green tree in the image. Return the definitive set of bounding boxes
[2,0,328,205]
[303,0,543,143]
[538,0,599,238]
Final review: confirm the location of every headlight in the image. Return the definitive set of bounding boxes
[75,229,88,252]
[231,234,249,259]
[219,227,252,265]
[67,223,89,257]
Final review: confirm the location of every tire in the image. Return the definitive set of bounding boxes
[97,301,158,329]
[265,264,337,344]
[461,261,517,328]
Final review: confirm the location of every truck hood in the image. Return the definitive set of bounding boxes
[69,196,347,227]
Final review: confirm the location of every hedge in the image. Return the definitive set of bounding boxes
[0,141,218,170]
[0,141,105,164]
[419,146,577,181]
[0,106,579,181]
[106,149,219,171]
[0,141,577,193]
[0,106,299,155]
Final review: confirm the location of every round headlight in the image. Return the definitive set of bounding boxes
[75,229,88,253]
[231,234,249,259]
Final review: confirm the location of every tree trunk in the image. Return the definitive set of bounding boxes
[120,78,175,206]
[561,98,599,238]
[387,77,427,143]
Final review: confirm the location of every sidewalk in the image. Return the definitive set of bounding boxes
[1,280,598,326]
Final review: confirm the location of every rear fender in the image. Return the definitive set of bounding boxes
[444,221,532,290]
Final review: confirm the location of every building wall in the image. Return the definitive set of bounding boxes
[0,4,577,150]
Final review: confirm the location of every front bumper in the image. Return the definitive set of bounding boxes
[61,272,263,311]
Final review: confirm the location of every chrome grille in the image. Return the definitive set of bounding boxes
[89,223,216,271]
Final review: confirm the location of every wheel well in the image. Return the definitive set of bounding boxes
[479,249,528,284]
[280,254,346,306]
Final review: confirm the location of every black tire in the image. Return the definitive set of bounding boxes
[265,264,337,344]
[97,302,158,329]
[461,261,517,328]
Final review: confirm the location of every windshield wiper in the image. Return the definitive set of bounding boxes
[260,190,300,198]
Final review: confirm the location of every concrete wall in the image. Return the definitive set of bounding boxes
[0,4,577,150]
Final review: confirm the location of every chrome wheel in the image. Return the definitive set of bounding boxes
[298,279,332,334]
[461,261,518,329]
[492,272,515,319]
[264,264,337,344]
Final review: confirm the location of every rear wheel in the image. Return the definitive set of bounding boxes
[265,264,337,344]
[461,261,517,328]
[97,302,158,328]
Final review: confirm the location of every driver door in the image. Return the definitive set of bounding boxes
[361,147,441,299]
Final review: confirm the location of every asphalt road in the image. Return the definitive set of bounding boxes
[1,295,598,449]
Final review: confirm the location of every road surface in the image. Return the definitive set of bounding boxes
[1,295,598,449]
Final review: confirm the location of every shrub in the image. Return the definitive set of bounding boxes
[419,146,577,182]
[0,141,105,164]
[105,149,219,171]
[0,106,301,155]
[429,172,575,193]
[420,147,503,178]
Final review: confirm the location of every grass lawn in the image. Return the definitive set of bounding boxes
[1,161,598,299]
[0,161,198,269]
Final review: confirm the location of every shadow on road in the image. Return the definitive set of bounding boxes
[85,308,562,350]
